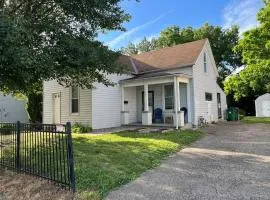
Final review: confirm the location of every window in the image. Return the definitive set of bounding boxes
[204,52,207,72]
[71,87,79,113]
[165,85,174,109]
[205,92,213,101]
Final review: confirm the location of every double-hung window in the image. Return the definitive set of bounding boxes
[164,85,174,109]
[204,52,207,73]
[71,87,79,113]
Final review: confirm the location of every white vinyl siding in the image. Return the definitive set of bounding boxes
[192,42,222,125]
[43,80,92,126]
[91,74,132,129]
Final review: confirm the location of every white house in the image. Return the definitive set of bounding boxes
[255,93,270,117]
[0,92,29,123]
[43,39,227,129]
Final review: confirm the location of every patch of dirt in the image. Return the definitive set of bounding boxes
[0,169,74,200]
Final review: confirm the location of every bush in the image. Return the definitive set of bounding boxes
[0,124,14,135]
[72,122,92,133]
[239,109,246,120]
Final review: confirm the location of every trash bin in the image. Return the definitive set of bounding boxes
[226,107,239,121]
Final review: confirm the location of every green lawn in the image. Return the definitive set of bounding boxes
[73,130,203,200]
[241,116,270,124]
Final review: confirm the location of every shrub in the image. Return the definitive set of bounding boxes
[239,109,246,120]
[0,124,14,135]
[72,122,92,134]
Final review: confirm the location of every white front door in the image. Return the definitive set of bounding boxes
[53,93,61,124]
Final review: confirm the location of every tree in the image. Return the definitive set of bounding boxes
[224,0,270,101]
[0,0,131,93]
[121,37,158,55]
[137,37,158,53]
[157,26,182,47]
[121,42,139,55]
[0,0,133,122]
[121,23,242,83]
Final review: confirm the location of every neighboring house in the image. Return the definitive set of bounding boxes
[43,39,227,129]
[0,92,29,123]
[255,93,270,117]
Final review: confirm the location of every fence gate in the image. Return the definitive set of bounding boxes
[0,122,75,191]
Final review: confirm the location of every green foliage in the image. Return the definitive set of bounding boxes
[12,82,42,123]
[122,23,242,82]
[0,124,14,135]
[224,0,270,100]
[72,122,92,134]
[26,91,42,123]
[73,130,203,199]
[0,0,132,94]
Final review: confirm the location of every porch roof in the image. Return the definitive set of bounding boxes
[120,72,191,83]
[119,72,191,87]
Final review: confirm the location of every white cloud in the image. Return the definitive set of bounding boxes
[106,10,174,48]
[223,0,263,34]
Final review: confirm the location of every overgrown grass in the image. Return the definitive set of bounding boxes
[241,116,270,124]
[73,130,203,200]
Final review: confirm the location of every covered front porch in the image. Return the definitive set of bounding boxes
[120,74,193,129]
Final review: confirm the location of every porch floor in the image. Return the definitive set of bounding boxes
[126,122,175,128]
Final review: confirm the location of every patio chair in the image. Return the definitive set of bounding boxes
[154,108,163,123]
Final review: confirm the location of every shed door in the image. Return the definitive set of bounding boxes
[53,93,61,124]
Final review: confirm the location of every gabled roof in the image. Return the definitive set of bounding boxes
[119,39,207,74]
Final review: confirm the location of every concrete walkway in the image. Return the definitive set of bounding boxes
[107,122,270,200]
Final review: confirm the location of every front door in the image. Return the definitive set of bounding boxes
[142,91,154,122]
[53,93,61,124]
[217,93,222,119]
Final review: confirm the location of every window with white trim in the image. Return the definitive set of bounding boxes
[164,85,174,109]
[71,87,79,113]
[204,52,207,73]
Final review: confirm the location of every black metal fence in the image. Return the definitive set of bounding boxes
[0,122,75,191]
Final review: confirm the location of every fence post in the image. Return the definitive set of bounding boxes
[16,121,21,169]
[66,122,75,192]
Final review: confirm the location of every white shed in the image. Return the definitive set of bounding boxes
[255,93,270,117]
[0,92,29,123]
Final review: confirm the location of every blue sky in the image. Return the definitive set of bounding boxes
[100,0,263,50]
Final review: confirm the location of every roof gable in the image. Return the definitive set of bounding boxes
[118,39,207,74]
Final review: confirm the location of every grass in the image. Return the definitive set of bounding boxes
[73,130,203,199]
[241,116,270,124]
[1,129,203,200]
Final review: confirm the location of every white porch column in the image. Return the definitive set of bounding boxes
[174,77,179,129]
[142,83,152,125]
[187,79,192,123]
[121,86,125,112]
[144,84,149,112]
[120,85,129,125]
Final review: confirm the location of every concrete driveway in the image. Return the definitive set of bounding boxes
[107,122,270,200]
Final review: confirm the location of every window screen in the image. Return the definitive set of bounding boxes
[165,85,174,109]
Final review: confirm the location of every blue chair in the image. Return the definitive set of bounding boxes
[154,108,163,123]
